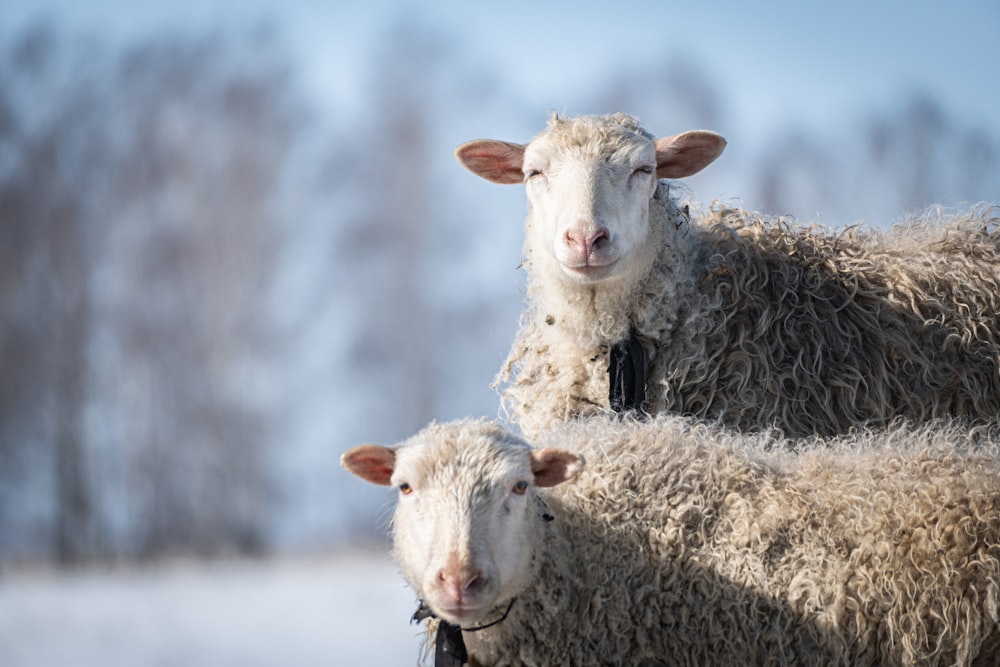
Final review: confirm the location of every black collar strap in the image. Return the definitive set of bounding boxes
[411,598,517,667]
[435,621,467,667]
[608,328,647,413]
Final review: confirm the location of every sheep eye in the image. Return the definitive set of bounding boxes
[526,169,543,180]
[633,166,654,175]
[512,481,529,495]
[399,483,413,495]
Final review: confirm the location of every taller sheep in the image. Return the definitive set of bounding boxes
[456,113,1000,438]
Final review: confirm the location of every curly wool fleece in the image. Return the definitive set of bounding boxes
[410,416,1000,666]
[500,177,1000,438]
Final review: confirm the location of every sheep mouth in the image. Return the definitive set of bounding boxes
[434,601,495,625]
[561,259,618,282]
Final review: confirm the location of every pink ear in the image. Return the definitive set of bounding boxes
[341,445,396,486]
[454,140,526,184]
[654,130,726,179]
[531,448,585,488]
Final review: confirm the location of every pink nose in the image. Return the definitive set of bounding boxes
[437,566,486,602]
[565,227,610,260]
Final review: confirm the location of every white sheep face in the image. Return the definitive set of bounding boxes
[521,127,658,284]
[341,421,583,626]
[456,114,726,287]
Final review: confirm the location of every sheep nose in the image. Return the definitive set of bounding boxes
[565,227,610,259]
[437,566,486,600]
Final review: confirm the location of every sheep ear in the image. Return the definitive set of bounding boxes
[341,445,396,486]
[455,140,526,184]
[531,448,585,487]
[654,130,726,179]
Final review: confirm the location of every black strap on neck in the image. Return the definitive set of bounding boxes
[434,621,467,667]
[412,598,517,667]
[608,329,646,413]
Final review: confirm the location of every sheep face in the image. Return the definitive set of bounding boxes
[455,114,725,288]
[521,119,659,285]
[341,421,583,626]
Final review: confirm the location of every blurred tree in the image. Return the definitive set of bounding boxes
[757,94,1000,225]
[757,131,835,219]
[0,25,106,563]
[862,94,999,218]
[593,58,724,139]
[269,17,533,549]
[341,21,442,440]
[0,24,301,561]
[100,29,300,557]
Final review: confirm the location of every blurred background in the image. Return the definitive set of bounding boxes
[1,0,998,664]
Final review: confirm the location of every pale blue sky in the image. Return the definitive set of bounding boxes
[3,0,999,143]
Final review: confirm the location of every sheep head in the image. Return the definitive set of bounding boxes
[341,420,584,626]
[456,113,725,287]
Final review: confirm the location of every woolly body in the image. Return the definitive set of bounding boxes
[343,416,1000,666]
[456,114,1000,438]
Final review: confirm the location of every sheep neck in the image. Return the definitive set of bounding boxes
[420,597,518,667]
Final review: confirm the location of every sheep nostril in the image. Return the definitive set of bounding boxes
[565,229,586,254]
[566,228,611,257]
[465,571,486,591]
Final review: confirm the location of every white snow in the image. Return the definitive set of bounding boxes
[0,550,426,667]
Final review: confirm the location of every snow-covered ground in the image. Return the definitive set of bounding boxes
[0,549,425,667]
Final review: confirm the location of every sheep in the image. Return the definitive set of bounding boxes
[342,415,1000,666]
[455,113,1000,439]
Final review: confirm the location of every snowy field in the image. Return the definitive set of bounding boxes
[0,549,425,667]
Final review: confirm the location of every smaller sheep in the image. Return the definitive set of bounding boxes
[456,113,1000,439]
[342,416,1000,666]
